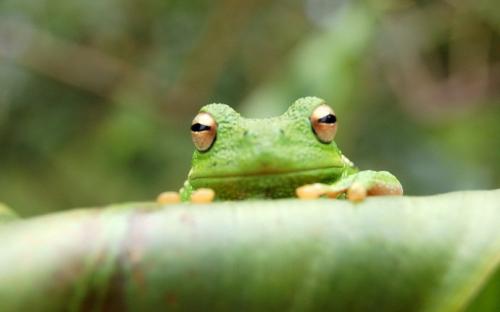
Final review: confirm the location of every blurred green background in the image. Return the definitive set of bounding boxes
[0,0,498,217]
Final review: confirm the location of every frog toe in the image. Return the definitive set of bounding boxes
[296,184,325,200]
[191,188,216,204]
[157,191,181,205]
[368,183,403,196]
[347,182,367,202]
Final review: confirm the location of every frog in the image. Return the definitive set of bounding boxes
[157,97,403,204]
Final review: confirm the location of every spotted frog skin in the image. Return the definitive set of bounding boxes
[157,97,404,204]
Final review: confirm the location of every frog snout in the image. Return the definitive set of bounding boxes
[244,127,286,143]
[249,143,290,171]
[240,127,290,167]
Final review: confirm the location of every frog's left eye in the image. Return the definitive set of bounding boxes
[310,104,337,143]
[191,112,217,152]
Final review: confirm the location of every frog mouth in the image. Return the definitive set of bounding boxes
[190,165,344,181]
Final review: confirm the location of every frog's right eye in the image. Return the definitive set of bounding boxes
[191,112,217,152]
[310,104,337,143]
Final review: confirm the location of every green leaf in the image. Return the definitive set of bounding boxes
[0,190,499,311]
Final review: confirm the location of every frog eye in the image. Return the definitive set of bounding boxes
[191,112,217,152]
[310,104,337,143]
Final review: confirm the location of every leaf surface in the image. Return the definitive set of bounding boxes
[0,190,499,311]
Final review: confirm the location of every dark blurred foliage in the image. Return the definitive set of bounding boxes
[0,0,498,216]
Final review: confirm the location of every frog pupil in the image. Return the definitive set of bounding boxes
[191,123,211,132]
[318,114,336,124]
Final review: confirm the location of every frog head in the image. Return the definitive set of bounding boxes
[187,97,347,199]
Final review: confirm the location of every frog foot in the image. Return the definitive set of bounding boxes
[296,170,403,202]
[295,182,371,202]
[296,183,341,200]
[157,191,181,205]
[190,188,215,204]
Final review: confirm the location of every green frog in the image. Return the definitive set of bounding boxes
[158,97,402,204]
